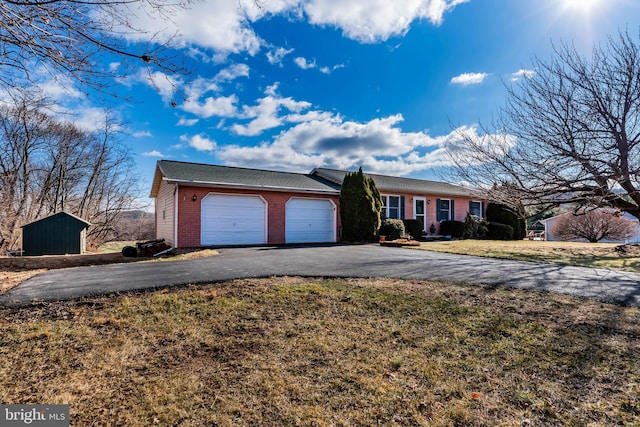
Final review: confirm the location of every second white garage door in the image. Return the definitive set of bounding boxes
[286,198,336,243]
[201,194,266,245]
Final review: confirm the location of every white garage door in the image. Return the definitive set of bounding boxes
[201,194,266,245]
[286,198,336,243]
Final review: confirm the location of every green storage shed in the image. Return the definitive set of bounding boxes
[21,212,91,256]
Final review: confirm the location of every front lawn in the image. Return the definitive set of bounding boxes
[419,240,640,271]
[1,277,638,426]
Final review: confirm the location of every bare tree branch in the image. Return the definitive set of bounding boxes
[0,0,193,96]
[446,30,640,220]
[0,94,140,253]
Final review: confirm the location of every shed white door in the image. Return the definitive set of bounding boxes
[286,198,336,243]
[201,194,266,245]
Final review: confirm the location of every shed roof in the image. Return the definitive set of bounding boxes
[311,168,476,197]
[21,211,91,229]
[150,160,341,197]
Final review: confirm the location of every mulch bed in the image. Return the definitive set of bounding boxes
[379,239,421,247]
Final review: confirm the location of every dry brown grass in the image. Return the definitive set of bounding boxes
[419,240,640,271]
[1,277,638,426]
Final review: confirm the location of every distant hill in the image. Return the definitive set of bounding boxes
[116,210,154,221]
[99,210,154,244]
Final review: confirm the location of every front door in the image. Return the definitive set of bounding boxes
[414,197,426,234]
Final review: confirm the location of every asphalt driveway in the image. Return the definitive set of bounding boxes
[2,244,640,307]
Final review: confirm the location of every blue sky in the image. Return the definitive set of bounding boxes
[34,0,640,204]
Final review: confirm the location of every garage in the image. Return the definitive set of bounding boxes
[286,198,336,243]
[201,194,266,245]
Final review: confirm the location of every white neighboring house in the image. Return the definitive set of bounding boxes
[542,210,640,243]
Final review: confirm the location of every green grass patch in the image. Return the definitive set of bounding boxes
[1,277,638,426]
[418,239,640,271]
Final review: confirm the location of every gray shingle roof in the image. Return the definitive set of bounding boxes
[311,168,475,197]
[150,160,341,197]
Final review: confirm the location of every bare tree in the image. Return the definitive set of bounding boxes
[447,31,640,219]
[550,208,637,243]
[0,98,139,253]
[0,97,52,251]
[0,0,192,96]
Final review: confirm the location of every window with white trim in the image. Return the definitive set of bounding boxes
[469,201,484,217]
[382,195,401,219]
[436,198,453,222]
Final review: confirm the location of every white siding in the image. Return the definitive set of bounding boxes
[155,180,176,246]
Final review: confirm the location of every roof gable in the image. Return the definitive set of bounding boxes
[311,168,476,198]
[150,160,340,197]
[22,211,91,229]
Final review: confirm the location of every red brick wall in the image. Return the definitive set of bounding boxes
[380,192,486,234]
[175,185,340,247]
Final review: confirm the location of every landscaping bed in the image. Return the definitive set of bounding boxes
[380,239,421,247]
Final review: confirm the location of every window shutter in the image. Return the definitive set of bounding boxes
[469,201,473,216]
[450,199,455,221]
[400,196,405,219]
[436,199,442,222]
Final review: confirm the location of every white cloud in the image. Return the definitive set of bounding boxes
[267,47,295,65]
[174,64,250,117]
[181,64,249,101]
[295,57,344,74]
[511,68,536,81]
[132,130,152,138]
[451,124,517,153]
[136,70,181,104]
[182,94,239,119]
[215,63,250,83]
[66,107,120,132]
[230,86,313,136]
[321,63,345,74]
[218,113,470,174]
[33,69,84,101]
[304,0,469,43]
[181,134,217,151]
[143,150,166,157]
[264,83,280,97]
[450,72,490,85]
[177,117,199,126]
[114,0,271,54]
[113,0,467,56]
[294,57,317,70]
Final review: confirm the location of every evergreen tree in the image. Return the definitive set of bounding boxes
[485,203,526,240]
[340,168,382,242]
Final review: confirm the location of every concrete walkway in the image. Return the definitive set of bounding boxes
[1,244,640,307]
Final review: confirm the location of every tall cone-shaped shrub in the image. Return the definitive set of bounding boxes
[340,168,382,242]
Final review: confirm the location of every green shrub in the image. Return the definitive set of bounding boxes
[463,213,488,239]
[402,219,423,239]
[486,222,514,240]
[379,218,405,240]
[439,220,465,238]
[485,203,526,240]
